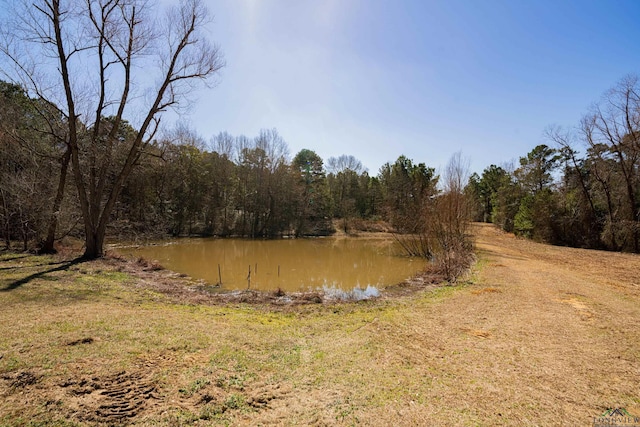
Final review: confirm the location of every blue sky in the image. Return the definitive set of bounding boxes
[182,0,640,174]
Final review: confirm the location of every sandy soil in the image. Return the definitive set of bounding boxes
[0,223,639,426]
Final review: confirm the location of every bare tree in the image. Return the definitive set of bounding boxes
[326,154,364,175]
[580,76,640,252]
[211,131,235,159]
[546,125,597,219]
[255,128,290,173]
[0,0,224,258]
[391,153,473,281]
[431,152,473,280]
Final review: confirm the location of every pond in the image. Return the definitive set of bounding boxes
[118,237,424,294]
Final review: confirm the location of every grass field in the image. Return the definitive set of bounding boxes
[1,223,639,426]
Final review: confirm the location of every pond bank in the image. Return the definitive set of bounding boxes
[108,252,450,306]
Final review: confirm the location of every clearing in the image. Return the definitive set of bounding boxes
[0,223,639,425]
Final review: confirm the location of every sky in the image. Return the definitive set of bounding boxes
[12,0,634,176]
[181,0,640,175]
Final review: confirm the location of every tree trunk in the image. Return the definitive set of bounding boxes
[0,188,10,250]
[39,148,71,254]
[20,208,28,252]
[623,180,639,253]
[83,226,105,259]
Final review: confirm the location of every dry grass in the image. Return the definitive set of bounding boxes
[1,223,639,425]
[471,287,502,295]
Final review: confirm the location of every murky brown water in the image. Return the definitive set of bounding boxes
[119,237,423,293]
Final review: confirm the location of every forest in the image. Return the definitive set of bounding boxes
[468,76,640,253]
[2,74,640,258]
[0,78,446,248]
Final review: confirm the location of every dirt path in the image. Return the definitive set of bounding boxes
[394,223,640,425]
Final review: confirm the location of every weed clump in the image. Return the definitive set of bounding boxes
[136,257,164,271]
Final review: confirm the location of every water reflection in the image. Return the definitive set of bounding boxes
[120,237,422,292]
[322,284,381,301]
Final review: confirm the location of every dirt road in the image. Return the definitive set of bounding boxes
[388,222,640,425]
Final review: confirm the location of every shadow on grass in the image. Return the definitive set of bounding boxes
[0,259,80,272]
[1,258,86,292]
[0,254,31,263]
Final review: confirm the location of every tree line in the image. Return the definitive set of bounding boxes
[467,75,640,253]
[3,72,639,259]
[0,86,445,243]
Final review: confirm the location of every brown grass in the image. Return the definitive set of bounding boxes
[1,223,639,425]
[471,287,502,295]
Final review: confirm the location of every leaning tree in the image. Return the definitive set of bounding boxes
[0,0,224,258]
